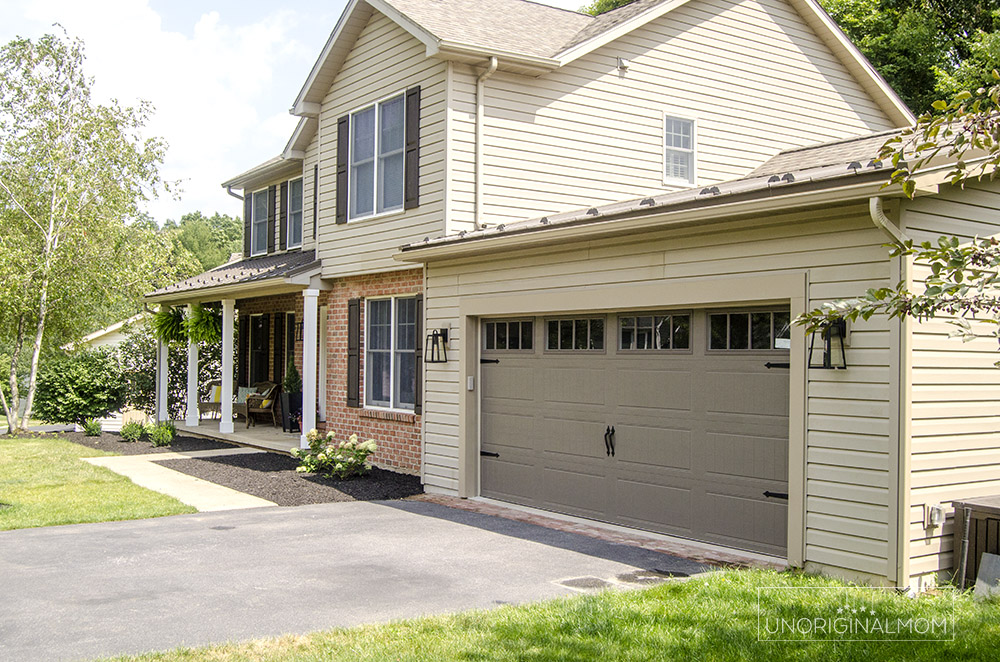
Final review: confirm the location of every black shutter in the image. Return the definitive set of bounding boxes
[260,313,270,383]
[238,314,249,387]
[243,193,252,257]
[273,312,285,384]
[404,86,421,210]
[279,181,288,251]
[414,294,423,415]
[336,115,349,224]
[312,164,318,239]
[266,186,276,253]
[347,298,361,407]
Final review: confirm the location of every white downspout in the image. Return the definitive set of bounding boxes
[869,196,909,246]
[475,56,498,231]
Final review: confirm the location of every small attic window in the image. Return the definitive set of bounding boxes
[664,115,695,185]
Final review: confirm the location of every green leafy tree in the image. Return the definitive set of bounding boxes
[582,0,637,16]
[0,30,172,433]
[162,211,242,272]
[798,78,1000,349]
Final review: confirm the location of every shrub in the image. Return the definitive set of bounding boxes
[32,348,125,424]
[148,422,174,447]
[291,430,377,480]
[120,421,144,442]
[82,418,102,436]
[282,358,302,394]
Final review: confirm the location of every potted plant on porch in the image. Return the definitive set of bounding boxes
[280,358,303,433]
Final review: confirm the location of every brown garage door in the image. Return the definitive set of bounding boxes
[480,309,790,556]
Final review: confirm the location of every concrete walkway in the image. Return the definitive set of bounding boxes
[84,448,276,511]
[0,500,707,662]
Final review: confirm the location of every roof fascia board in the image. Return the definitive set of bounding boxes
[221,157,303,190]
[282,117,317,160]
[436,41,559,72]
[397,178,892,262]
[145,280,307,306]
[292,0,366,114]
[789,0,915,126]
[554,0,693,64]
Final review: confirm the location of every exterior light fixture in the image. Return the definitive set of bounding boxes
[295,321,304,342]
[616,57,630,72]
[425,328,449,364]
[808,318,848,369]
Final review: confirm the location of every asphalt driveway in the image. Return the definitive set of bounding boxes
[0,499,706,661]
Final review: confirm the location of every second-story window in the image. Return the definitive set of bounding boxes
[664,116,695,185]
[350,94,405,220]
[288,178,303,248]
[251,189,268,256]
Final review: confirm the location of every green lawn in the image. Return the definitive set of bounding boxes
[0,436,195,530]
[100,570,998,662]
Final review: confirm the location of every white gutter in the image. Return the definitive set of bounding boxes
[869,196,909,246]
[475,56,499,231]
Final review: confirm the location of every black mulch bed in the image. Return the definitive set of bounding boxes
[157,452,423,507]
[59,430,235,455]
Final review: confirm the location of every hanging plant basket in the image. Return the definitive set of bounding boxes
[184,303,222,343]
[150,307,187,343]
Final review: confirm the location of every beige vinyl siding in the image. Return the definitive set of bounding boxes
[902,180,1000,587]
[422,204,898,582]
[302,129,319,251]
[316,11,447,278]
[446,0,898,231]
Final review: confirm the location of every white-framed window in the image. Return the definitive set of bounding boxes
[251,189,268,256]
[366,296,417,410]
[663,115,695,185]
[350,93,405,220]
[287,178,303,248]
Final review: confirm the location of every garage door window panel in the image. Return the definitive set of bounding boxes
[618,313,690,351]
[545,318,605,351]
[484,320,533,352]
[709,311,791,351]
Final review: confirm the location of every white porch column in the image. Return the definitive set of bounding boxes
[156,339,169,423]
[220,298,236,434]
[185,304,199,427]
[300,288,319,448]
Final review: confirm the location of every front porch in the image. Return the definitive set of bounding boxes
[175,419,300,455]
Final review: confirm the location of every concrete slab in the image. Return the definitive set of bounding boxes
[83,448,276,511]
[0,500,707,662]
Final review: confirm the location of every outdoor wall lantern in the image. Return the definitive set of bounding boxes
[808,318,848,369]
[295,321,304,342]
[425,328,449,364]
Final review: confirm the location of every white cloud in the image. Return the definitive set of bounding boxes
[8,0,318,223]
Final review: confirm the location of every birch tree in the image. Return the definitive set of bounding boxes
[0,30,170,432]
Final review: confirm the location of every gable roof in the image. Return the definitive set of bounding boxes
[292,0,913,126]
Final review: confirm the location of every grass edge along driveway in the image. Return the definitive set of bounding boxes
[101,570,998,662]
[0,436,195,530]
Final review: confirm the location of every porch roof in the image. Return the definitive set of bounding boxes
[145,250,320,305]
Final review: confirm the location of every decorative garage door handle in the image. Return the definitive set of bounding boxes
[610,426,616,457]
[604,426,611,456]
[763,491,788,500]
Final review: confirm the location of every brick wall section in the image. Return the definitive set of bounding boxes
[322,269,424,475]
[236,267,424,476]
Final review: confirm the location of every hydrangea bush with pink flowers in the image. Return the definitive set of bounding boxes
[291,430,377,479]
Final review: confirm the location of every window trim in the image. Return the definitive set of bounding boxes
[364,295,418,412]
[615,311,693,354]
[706,308,792,354]
[250,188,268,256]
[482,318,535,354]
[286,177,304,249]
[348,90,407,222]
[662,114,697,187]
[543,316,607,354]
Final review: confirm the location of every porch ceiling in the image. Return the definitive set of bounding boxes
[146,250,321,305]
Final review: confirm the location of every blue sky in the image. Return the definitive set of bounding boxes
[1,0,585,224]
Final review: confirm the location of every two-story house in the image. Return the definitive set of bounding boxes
[147,0,1000,591]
